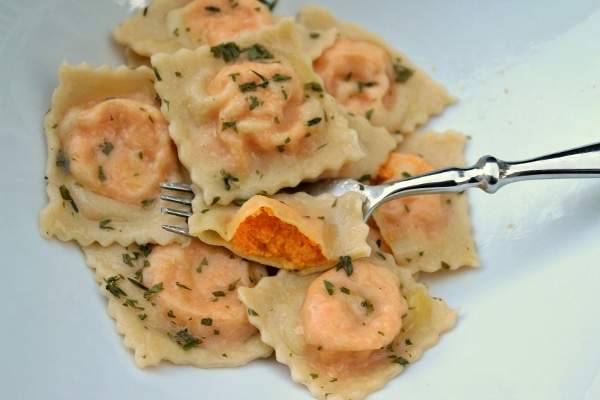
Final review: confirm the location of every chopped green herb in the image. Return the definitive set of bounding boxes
[307,117,322,126]
[104,275,127,298]
[304,82,323,92]
[169,328,201,350]
[201,317,213,326]
[98,166,106,182]
[122,253,133,267]
[123,298,144,311]
[335,255,353,276]
[55,149,69,171]
[59,185,78,212]
[204,5,220,12]
[272,73,292,82]
[99,219,114,230]
[258,0,278,10]
[228,278,241,291]
[141,198,155,208]
[127,277,148,291]
[340,287,350,295]
[221,120,238,133]
[248,308,259,316]
[323,280,334,295]
[361,299,374,315]
[309,32,320,39]
[357,81,377,94]
[246,43,273,60]
[143,282,164,299]
[176,282,192,290]
[153,66,162,81]
[247,95,261,110]
[212,291,226,297]
[210,42,242,62]
[365,109,374,120]
[220,170,239,191]
[391,356,410,366]
[393,62,414,83]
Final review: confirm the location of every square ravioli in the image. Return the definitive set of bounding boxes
[372,130,480,273]
[113,0,276,57]
[40,63,189,247]
[298,5,455,135]
[238,242,457,400]
[83,239,272,368]
[152,17,365,206]
[186,191,371,274]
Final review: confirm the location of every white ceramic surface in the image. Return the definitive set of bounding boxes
[1,1,599,399]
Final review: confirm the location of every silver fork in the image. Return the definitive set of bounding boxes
[161,142,600,235]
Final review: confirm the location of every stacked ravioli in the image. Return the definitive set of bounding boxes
[40,1,478,399]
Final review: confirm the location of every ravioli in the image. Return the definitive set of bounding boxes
[372,130,480,273]
[152,17,365,205]
[298,5,455,135]
[238,241,457,400]
[40,63,188,247]
[318,104,398,181]
[83,239,272,368]
[187,191,371,274]
[113,0,274,58]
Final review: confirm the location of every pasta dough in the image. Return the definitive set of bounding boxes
[40,62,189,247]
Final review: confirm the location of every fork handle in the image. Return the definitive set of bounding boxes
[376,141,600,208]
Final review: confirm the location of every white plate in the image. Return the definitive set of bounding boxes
[1,1,599,399]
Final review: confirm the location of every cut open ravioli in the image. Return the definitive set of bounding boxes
[298,5,455,135]
[83,239,272,368]
[152,17,364,205]
[40,63,188,246]
[113,0,275,57]
[188,191,370,274]
[238,242,457,400]
[372,131,479,273]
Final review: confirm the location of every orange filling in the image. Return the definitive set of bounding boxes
[230,207,328,270]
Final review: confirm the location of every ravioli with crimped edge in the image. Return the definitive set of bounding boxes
[238,239,457,400]
[40,63,189,247]
[298,5,455,135]
[152,17,365,206]
[113,0,275,59]
[372,130,480,273]
[83,239,272,368]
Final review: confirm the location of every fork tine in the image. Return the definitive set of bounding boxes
[161,207,192,218]
[160,193,193,206]
[160,182,193,192]
[161,224,192,236]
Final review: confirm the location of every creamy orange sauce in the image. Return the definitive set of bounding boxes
[63,98,178,205]
[314,39,393,117]
[182,0,273,46]
[143,239,264,347]
[375,153,446,240]
[230,206,329,271]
